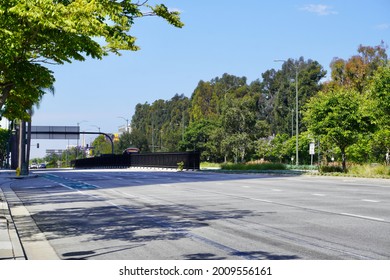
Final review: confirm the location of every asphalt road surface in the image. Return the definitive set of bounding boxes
[6,169,390,260]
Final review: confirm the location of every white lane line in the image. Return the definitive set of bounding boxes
[341,213,385,222]
[250,198,273,203]
[361,199,380,203]
[272,189,282,192]
[241,186,251,188]
[312,193,326,197]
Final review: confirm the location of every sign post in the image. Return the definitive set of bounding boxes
[309,142,315,166]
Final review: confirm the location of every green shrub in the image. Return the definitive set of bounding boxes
[348,164,390,177]
[177,161,184,171]
[319,165,344,173]
[200,162,221,169]
[221,163,286,171]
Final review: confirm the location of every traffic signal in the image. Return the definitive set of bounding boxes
[37,143,39,148]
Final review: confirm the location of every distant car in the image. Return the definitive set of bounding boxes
[38,163,46,169]
[123,147,140,155]
[30,163,38,169]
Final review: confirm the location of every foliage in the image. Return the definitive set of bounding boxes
[91,135,112,156]
[368,65,390,160]
[0,127,10,166]
[130,94,190,153]
[200,162,221,169]
[177,161,184,171]
[304,87,375,171]
[0,0,183,119]
[221,162,286,171]
[221,96,269,163]
[329,42,388,93]
[118,130,149,153]
[264,57,326,135]
[180,118,218,161]
[347,164,390,177]
[319,165,344,173]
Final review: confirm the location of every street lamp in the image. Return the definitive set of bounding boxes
[117,116,129,133]
[274,59,299,166]
[90,125,101,132]
[76,120,88,159]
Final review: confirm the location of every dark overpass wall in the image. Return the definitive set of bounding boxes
[73,152,200,170]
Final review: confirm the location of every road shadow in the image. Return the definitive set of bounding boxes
[6,171,302,260]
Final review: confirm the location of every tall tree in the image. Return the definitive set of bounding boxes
[190,81,218,121]
[92,135,112,156]
[369,65,390,162]
[304,88,375,171]
[263,58,326,135]
[221,96,269,162]
[329,42,388,93]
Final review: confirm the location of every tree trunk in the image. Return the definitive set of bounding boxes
[26,111,32,169]
[341,148,347,172]
[0,84,13,109]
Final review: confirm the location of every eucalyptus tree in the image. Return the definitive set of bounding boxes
[269,57,326,136]
[329,42,388,94]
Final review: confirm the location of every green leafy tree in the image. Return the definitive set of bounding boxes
[190,81,219,121]
[130,94,190,152]
[369,65,390,163]
[268,133,290,163]
[92,135,112,156]
[120,129,149,153]
[0,127,10,167]
[180,119,218,161]
[262,58,326,135]
[304,88,375,171]
[221,97,269,162]
[0,0,183,117]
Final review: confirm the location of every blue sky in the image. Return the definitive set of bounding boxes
[30,0,389,158]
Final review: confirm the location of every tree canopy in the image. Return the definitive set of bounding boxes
[0,0,183,119]
[304,88,375,171]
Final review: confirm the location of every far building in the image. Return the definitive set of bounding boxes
[117,124,131,136]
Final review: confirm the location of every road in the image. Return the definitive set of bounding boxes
[5,169,390,260]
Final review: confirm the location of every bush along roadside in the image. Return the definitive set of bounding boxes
[220,163,287,171]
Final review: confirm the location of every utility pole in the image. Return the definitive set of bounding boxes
[275,59,300,166]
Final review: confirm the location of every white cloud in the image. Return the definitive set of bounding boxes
[300,4,338,16]
[375,23,390,30]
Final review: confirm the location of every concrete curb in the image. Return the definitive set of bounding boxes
[0,186,26,260]
[1,182,60,260]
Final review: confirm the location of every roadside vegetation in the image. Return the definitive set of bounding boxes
[115,42,389,176]
[203,161,390,179]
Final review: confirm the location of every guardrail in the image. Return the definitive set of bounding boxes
[72,152,200,170]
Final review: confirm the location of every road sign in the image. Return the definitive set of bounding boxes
[31,126,80,140]
[309,142,315,155]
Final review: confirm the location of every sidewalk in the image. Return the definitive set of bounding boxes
[0,170,26,260]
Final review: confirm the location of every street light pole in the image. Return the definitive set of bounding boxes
[275,59,299,166]
[117,116,129,133]
[76,120,88,159]
[90,125,101,132]
[295,67,299,166]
